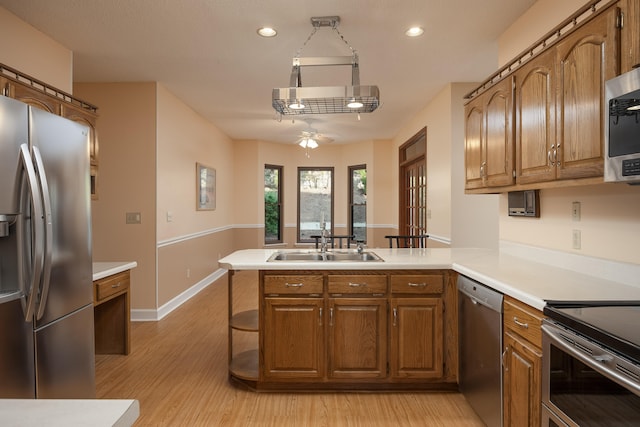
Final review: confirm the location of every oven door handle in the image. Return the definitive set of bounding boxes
[542,324,640,396]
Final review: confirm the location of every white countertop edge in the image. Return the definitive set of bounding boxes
[0,399,140,427]
[452,263,546,311]
[218,248,640,312]
[93,261,138,281]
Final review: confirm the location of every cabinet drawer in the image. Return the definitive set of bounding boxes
[503,296,543,347]
[94,271,130,302]
[264,275,323,295]
[390,274,443,294]
[327,275,387,294]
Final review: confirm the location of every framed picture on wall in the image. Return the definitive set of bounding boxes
[196,162,216,210]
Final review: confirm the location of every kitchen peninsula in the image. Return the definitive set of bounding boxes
[219,247,640,391]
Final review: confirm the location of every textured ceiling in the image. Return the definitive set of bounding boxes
[0,0,536,146]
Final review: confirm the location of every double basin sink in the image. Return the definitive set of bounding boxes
[267,250,383,262]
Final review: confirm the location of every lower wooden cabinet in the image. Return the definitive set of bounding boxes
[93,270,131,355]
[502,296,543,427]
[262,298,324,380]
[249,269,455,391]
[390,297,443,379]
[503,330,542,427]
[328,298,387,380]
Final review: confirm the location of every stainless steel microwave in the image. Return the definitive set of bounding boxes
[605,68,640,184]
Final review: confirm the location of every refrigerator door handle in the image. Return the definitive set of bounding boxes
[31,146,52,320]
[18,143,44,322]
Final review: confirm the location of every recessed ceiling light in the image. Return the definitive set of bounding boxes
[257,27,277,37]
[405,26,424,37]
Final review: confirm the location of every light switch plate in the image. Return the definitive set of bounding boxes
[572,202,581,221]
[126,212,141,224]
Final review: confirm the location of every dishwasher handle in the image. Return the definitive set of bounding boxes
[457,276,503,313]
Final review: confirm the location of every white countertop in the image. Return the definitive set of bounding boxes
[218,248,640,311]
[0,399,139,426]
[93,261,138,281]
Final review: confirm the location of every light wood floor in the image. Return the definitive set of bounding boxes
[96,271,485,426]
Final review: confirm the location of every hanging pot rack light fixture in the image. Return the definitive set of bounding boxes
[272,16,380,116]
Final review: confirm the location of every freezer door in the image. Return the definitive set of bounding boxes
[35,303,95,398]
[0,298,35,398]
[29,107,93,327]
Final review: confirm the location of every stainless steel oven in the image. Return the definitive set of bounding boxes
[542,304,640,427]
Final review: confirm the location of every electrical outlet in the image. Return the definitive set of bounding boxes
[572,202,581,221]
[186,268,191,278]
[572,229,581,249]
[125,212,141,224]
[167,211,173,222]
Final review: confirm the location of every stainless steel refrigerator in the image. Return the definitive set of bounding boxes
[0,95,95,398]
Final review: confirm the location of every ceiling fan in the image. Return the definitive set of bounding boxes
[296,119,333,156]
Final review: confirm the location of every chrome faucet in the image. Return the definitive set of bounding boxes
[320,220,328,253]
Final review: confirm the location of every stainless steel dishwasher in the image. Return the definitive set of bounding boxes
[458,274,503,427]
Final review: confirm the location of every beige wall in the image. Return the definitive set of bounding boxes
[391,83,500,249]
[0,7,72,92]
[230,138,395,249]
[496,0,640,264]
[75,81,237,313]
[74,82,158,310]
[155,84,235,307]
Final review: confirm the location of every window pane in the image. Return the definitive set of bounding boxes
[349,166,367,243]
[352,204,366,241]
[298,168,332,241]
[265,166,282,243]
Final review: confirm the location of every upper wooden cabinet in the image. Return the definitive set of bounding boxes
[515,49,556,185]
[555,6,619,181]
[0,64,100,199]
[8,81,62,115]
[464,76,515,190]
[620,0,640,72]
[466,2,622,192]
[515,6,619,185]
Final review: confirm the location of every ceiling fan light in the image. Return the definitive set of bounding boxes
[307,138,318,149]
[347,99,364,109]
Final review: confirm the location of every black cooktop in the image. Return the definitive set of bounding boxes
[544,301,640,365]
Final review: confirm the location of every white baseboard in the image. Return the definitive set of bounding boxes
[131,268,226,321]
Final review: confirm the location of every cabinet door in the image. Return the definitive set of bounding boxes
[464,76,515,190]
[390,297,443,379]
[61,104,99,166]
[620,0,640,72]
[262,298,324,380]
[484,76,515,187]
[9,82,62,114]
[555,6,619,180]
[503,330,542,427]
[515,48,557,184]
[328,298,387,380]
[464,97,485,190]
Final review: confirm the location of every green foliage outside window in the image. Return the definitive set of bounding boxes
[265,190,279,240]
